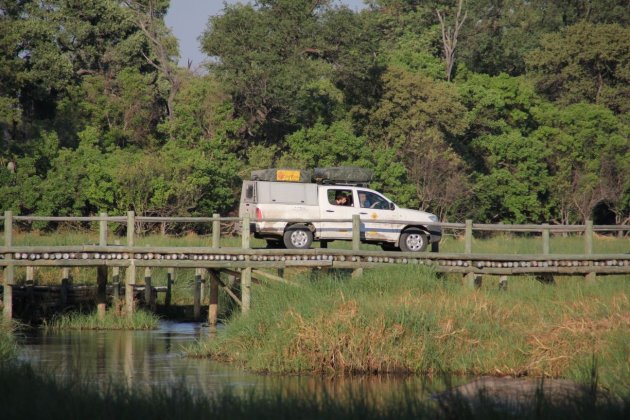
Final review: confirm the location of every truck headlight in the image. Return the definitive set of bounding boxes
[428,214,439,222]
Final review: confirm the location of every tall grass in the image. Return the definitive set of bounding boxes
[187,266,630,395]
[0,321,18,361]
[44,309,159,330]
[0,362,628,419]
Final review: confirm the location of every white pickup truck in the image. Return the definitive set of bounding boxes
[239,169,441,252]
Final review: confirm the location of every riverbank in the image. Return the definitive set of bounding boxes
[188,265,630,395]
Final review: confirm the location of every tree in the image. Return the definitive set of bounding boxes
[436,0,467,82]
[368,68,470,218]
[526,22,630,114]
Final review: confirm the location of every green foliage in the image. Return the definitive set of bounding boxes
[1,0,628,225]
[472,130,552,223]
[368,67,470,215]
[526,22,630,114]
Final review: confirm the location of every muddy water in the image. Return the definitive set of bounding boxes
[17,321,444,400]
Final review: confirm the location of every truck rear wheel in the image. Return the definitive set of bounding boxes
[283,226,313,249]
[400,229,428,252]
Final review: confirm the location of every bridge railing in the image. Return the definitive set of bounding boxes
[1,210,629,254]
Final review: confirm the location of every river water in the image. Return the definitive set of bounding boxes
[17,321,444,400]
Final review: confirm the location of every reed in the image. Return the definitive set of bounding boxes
[0,362,628,419]
[0,321,17,361]
[44,309,160,330]
[188,266,630,394]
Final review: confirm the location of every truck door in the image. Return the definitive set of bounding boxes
[319,187,356,240]
[239,181,257,219]
[355,189,399,242]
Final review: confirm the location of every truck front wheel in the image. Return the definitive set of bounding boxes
[283,226,313,249]
[400,229,428,252]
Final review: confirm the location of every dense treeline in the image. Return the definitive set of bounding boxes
[1,0,628,227]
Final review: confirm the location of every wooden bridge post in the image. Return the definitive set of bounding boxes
[96,266,107,320]
[125,211,136,315]
[499,275,508,291]
[465,219,473,254]
[241,215,252,313]
[127,211,135,247]
[125,262,136,316]
[463,272,482,289]
[144,267,155,311]
[212,213,221,249]
[584,220,596,282]
[96,212,108,320]
[3,210,14,320]
[99,212,108,248]
[207,269,219,333]
[542,224,550,255]
[194,268,203,320]
[26,266,35,305]
[61,268,71,307]
[352,214,363,278]
[165,268,174,308]
[112,267,121,301]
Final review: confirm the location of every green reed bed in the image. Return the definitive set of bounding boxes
[188,266,630,395]
[44,308,159,330]
[0,322,18,361]
[0,362,628,420]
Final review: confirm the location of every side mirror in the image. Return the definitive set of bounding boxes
[389,202,395,210]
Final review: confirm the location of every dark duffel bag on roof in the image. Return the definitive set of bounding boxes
[313,166,373,185]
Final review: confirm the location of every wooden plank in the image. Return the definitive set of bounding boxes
[252,269,297,286]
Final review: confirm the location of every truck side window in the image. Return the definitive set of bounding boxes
[328,189,353,206]
[246,185,254,199]
[358,191,389,210]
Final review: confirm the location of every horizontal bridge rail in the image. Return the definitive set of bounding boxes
[2,213,629,232]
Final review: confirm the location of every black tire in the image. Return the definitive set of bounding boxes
[283,226,313,249]
[399,229,428,252]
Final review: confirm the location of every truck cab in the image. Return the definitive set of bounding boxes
[239,168,441,252]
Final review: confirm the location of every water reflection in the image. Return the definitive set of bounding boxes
[18,321,449,401]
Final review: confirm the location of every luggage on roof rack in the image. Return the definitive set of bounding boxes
[313,166,373,186]
[251,168,312,183]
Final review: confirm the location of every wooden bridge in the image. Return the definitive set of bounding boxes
[1,211,629,323]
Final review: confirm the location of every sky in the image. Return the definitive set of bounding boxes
[165,0,367,68]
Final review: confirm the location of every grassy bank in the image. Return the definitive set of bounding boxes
[188,266,630,394]
[44,309,160,330]
[0,362,628,419]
